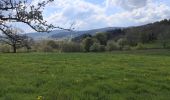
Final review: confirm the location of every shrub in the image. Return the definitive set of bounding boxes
[60,42,83,52]
[100,45,105,52]
[82,37,98,52]
[42,45,53,52]
[123,45,131,51]
[0,44,11,53]
[117,38,127,50]
[31,41,83,52]
[90,43,105,52]
[47,40,59,49]
[135,43,146,50]
[94,32,107,45]
[105,40,119,51]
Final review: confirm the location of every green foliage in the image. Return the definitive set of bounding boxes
[82,37,95,52]
[106,40,119,51]
[134,43,146,50]
[117,38,127,50]
[94,33,107,45]
[31,40,83,53]
[124,20,170,46]
[140,32,152,43]
[105,29,124,40]
[60,42,83,52]
[46,40,59,49]
[32,40,51,52]
[123,45,131,51]
[158,31,170,49]
[42,45,53,52]
[0,44,11,53]
[90,43,105,52]
[0,50,170,99]
[125,29,140,46]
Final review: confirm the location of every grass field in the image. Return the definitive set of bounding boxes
[0,50,170,100]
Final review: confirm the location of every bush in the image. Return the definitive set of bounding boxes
[100,45,105,52]
[82,37,99,52]
[42,45,53,52]
[117,38,127,50]
[94,32,107,45]
[0,44,11,53]
[31,40,83,52]
[105,40,119,51]
[90,43,105,52]
[60,42,83,52]
[47,40,59,49]
[123,45,131,51]
[135,43,146,50]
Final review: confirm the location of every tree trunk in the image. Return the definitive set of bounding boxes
[13,44,17,53]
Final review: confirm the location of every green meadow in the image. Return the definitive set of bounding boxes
[0,50,170,100]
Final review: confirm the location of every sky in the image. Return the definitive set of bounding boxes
[23,0,170,32]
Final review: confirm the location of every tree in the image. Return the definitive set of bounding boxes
[117,38,127,50]
[72,34,92,42]
[0,0,72,53]
[158,30,170,49]
[105,29,125,40]
[21,35,34,52]
[0,28,33,53]
[82,37,95,52]
[105,40,119,51]
[60,42,83,52]
[94,33,107,45]
[47,40,59,49]
[0,0,58,32]
[0,0,54,53]
[125,28,140,46]
[90,43,105,52]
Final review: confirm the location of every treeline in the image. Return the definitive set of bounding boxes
[72,19,170,52]
[0,19,170,53]
[125,19,170,47]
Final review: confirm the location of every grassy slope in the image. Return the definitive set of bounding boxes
[0,50,170,100]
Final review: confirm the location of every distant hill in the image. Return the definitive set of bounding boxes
[26,27,121,40]
[26,30,68,40]
[26,19,170,43]
[72,19,170,47]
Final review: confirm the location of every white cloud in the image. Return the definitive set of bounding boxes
[31,0,170,31]
[45,0,106,30]
[106,0,149,10]
[107,1,170,26]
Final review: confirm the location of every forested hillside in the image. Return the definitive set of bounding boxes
[1,19,170,53]
[71,19,170,52]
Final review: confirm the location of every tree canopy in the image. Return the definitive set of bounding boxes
[0,0,58,33]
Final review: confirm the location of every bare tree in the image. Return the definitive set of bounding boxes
[0,0,74,31]
[0,0,59,32]
[0,27,33,53]
[0,0,75,53]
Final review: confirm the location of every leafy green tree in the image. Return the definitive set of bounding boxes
[90,43,105,52]
[94,32,107,45]
[125,28,140,46]
[60,42,83,52]
[117,38,127,50]
[135,43,145,50]
[158,31,170,48]
[82,37,95,52]
[106,40,119,51]
[47,40,59,49]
